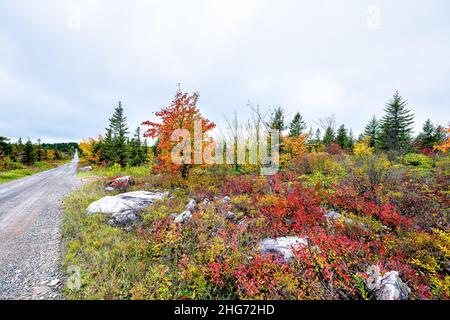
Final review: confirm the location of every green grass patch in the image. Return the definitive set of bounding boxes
[77,164,152,179]
[0,160,68,184]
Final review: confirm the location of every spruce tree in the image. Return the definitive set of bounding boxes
[335,124,348,149]
[107,101,129,166]
[364,116,380,149]
[379,91,414,152]
[0,136,12,158]
[322,127,335,145]
[36,138,42,162]
[268,106,286,132]
[101,127,114,165]
[418,119,438,150]
[288,112,306,137]
[314,129,321,143]
[23,138,36,165]
[129,127,147,166]
[346,129,355,150]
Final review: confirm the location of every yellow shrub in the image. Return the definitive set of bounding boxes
[353,137,374,158]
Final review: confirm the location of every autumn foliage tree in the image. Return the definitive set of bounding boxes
[433,125,450,153]
[142,90,215,178]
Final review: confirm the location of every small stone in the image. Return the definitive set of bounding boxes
[169,213,179,220]
[222,196,231,204]
[174,210,192,224]
[185,199,197,211]
[226,211,237,220]
[201,199,212,207]
[49,279,60,287]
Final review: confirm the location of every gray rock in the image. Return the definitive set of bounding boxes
[87,191,169,227]
[222,196,231,204]
[365,265,411,300]
[109,210,140,228]
[79,166,93,172]
[201,199,212,207]
[376,271,411,300]
[366,265,381,291]
[87,191,169,216]
[325,211,342,220]
[226,211,237,221]
[174,210,192,224]
[257,236,308,261]
[185,199,197,211]
[325,210,366,229]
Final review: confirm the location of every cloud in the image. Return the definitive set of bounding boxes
[0,0,449,142]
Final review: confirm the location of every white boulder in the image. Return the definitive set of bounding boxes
[257,236,308,261]
[365,265,411,300]
[87,191,169,216]
[86,191,169,227]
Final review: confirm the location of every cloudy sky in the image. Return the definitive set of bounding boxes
[0,0,449,143]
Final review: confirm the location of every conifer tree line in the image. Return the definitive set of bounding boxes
[0,135,77,168]
[80,101,148,167]
[264,90,446,155]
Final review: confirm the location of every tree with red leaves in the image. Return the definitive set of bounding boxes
[142,89,215,178]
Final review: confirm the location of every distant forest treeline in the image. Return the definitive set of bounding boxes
[0,136,78,170]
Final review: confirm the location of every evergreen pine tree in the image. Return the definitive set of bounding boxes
[418,119,438,149]
[335,124,348,149]
[129,127,147,166]
[101,127,114,165]
[346,129,355,150]
[364,116,380,149]
[288,112,306,137]
[379,91,415,152]
[268,106,286,132]
[36,138,42,162]
[107,101,129,166]
[322,127,335,145]
[0,136,12,158]
[23,138,36,165]
[314,129,321,143]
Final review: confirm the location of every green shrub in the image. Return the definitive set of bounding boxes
[401,153,434,169]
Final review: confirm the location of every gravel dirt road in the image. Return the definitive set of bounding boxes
[0,154,79,300]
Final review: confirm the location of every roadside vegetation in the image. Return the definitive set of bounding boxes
[63,89,449,300]
[0,137,76,184]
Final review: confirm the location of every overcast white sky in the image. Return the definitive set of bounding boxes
[0,0,449,143]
